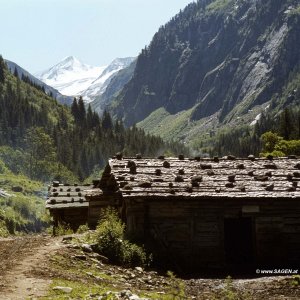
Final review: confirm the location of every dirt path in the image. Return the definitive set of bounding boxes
[0,234,299,299]
[0,235,63,300]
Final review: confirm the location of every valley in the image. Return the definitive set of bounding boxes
[0,0,299,298]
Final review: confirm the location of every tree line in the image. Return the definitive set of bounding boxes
[0,55,186,182]
[211,106,300,157]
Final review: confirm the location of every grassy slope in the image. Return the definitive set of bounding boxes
[0,159,48,236]
[136,102,269,148]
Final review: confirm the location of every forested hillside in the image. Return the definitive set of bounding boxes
[5,59,73,105]
[0,55,185,183]
[211,106,300,157]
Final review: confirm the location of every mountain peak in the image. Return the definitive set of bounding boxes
[100,57,136,77]
[61,55,80,64]
[56,55,86,70]
[36,56,136,102]
[36,56,105,96]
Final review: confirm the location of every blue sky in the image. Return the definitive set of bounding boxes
[0,0,194,73]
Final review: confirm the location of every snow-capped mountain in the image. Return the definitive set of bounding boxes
[36,56,106,97]
[36,56,135,103]
[80,57,135,102]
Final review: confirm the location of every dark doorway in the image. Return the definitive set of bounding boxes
[224,217,254,266]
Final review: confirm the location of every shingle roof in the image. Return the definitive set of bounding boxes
[106,156,300,199]
[46,183,93,209]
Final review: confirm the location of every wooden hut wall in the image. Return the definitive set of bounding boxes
[88,193,122,228]
[125,197,225,270]
[62,208,88,230]
[254,198,300,266]
[124,197,300,270]
[50,207,88,231]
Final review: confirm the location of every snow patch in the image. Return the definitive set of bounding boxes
[250,105,270,126]
[250,113,262,126]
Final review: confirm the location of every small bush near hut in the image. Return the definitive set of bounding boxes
[76,223,89,234]
[95,207,148,267]
[53,222,73,236]
[0,219,9,237]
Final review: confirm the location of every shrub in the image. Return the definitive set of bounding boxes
[76,224,89,234]
[0,159,8,174]
[221,276,238,300]
[95,207,124,263]
[291,275,300,287]
[121,240,147,267]
[261,131,283,153]
[54,222,73,236]
[275,139,300,155]
[95,207,148,267]
[260,150,285,158]
[0,220,9,237]
[165,271,186,299]
[260,131,300,156]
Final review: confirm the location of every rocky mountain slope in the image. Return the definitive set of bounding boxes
[111,0,300,143]
[5,60,73,105]
[81,57,135,103]
[90,59,137,115]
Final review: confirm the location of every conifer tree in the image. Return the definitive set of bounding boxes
[102,110,113,130]
[280,108,293,140]
[0,55,5,83]
[13,67,19,78]
[71,98,79,123]
[77,96,86,124]
[86,105,94,129]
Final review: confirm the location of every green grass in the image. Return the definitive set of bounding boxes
[289,5,300,15]
[49,253,116,282]
[41,278,112,300]
[137,107,193,142]
[0,158,49,235]
[45,259,187,300]
[0,173,43,194]
[136,106,222,152]
[206,0,233,13]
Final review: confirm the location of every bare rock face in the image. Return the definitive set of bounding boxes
[53,286,73,294]
[112,0,300,129]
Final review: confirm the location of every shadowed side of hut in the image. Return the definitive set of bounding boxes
[86,165,123,228]
[107,156,300,272]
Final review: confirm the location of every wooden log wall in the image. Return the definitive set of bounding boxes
[52,207,88,231]
[86,188,123,228]
[125,196,300,271]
